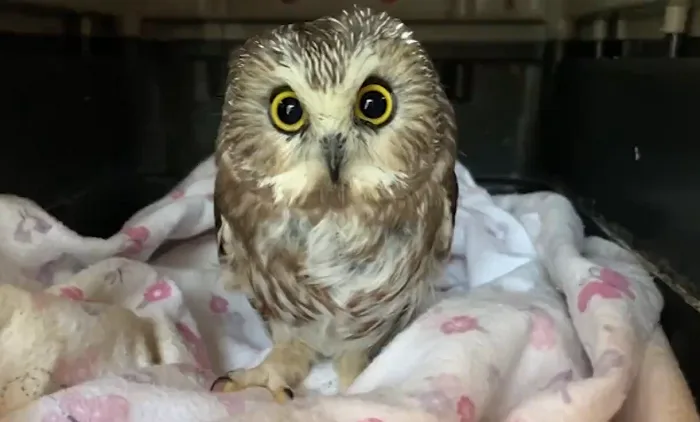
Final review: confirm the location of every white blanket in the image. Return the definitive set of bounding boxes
[0,157,693,422]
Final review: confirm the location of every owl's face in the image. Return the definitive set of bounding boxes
[217,8,453,208]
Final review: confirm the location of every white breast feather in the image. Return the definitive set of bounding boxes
[304,215,418,306]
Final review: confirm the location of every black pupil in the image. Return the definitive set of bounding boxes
[277,97,303,125]
[360,90,387,119]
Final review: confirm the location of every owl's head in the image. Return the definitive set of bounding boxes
[217,7,456,209]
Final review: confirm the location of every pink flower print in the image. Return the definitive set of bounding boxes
[52,347,100,388]
[440,315,486,334]
[215,393,246,415]
[121,226,150,255]
[209,294,229,314]
[60,286,85,301]
[456,395,476,422]
[529,308,557,350]
[577,267,636,313]
[144,279,172,302]
[42,393,130,422]
[14,209,52,243]
[600,268,637,295]
[176,322,212,371]
[138,279,173,308]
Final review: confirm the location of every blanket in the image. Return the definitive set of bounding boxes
[0,157,696,422]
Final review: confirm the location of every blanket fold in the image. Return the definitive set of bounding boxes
[0,157,695,422]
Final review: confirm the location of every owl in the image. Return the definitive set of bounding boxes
[213,7,458,401]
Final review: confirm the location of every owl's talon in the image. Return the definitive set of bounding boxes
[334,351,369,392]
[273,387,294,403]
[210,376,231,392]
[210,372,294,404]
[210,376,244,393]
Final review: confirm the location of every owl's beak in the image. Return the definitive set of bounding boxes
[322,134,345,183]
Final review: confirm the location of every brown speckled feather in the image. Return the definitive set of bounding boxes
[214,7,458,361]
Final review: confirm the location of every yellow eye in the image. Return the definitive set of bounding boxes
[354,83,394,126]
[269,89,307,133]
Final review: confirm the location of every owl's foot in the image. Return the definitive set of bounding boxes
[212,370,294,404]
[211,340,315,403]
[334,350,369,392]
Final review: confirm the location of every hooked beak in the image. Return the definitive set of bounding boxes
[322,134,345,183]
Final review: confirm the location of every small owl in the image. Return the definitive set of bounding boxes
[214,7,458,400]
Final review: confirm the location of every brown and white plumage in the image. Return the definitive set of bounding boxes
[214,7,458,399]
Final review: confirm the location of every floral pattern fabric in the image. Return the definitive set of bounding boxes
[0,158,693,422]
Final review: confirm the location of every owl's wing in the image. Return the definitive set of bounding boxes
[213,174,329,324]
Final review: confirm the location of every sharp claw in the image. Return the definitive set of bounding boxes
[210,376,236,392]
[210,374,294,404]
[273,388,293,404]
